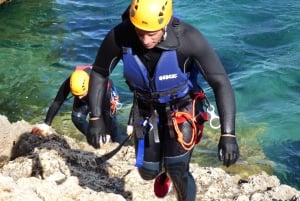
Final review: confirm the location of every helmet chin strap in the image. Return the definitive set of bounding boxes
[158,26,167,44]
[157,26,167,46]
[162,26,168,41]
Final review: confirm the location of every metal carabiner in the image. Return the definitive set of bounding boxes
[207,105,220,129]
[115,102,123,110]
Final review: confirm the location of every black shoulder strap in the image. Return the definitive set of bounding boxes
[121,5,130,21]
[172,16,181,27]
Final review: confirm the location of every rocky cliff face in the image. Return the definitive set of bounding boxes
[0,115,299,201]
[0,0,10,6]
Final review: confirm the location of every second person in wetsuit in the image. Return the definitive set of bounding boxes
[32,64,121,144]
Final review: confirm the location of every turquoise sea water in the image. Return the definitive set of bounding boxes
[0,0,299,189]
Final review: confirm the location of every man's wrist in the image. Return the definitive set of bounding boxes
[90,116,100,120]
[221,134,236,137]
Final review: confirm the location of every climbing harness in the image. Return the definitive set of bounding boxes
[170,91,221,150]
[170,92,208,150]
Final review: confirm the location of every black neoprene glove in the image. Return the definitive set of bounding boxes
[218,135,240,167]
[86,118,106,149]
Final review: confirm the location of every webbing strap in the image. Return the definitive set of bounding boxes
[135,138,144,167]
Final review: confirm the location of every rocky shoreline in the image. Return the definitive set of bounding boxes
[0,115,299,201]
[0,0,10,6]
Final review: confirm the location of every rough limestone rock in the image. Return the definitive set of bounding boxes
[0,0,11,6]
[0,115,299,201]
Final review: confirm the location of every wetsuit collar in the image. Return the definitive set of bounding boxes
[156,17,179,50]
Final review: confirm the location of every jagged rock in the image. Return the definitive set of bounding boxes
[0,0,11,6]
[0,115,299,201]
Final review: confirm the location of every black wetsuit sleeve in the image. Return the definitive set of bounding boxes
[44,78,71,125]
[89,26,122,117]
[178,23,236,134]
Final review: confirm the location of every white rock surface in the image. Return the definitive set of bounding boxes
[0,115,299,201]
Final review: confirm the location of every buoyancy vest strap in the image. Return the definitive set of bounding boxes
[135,81,189,102]
[136,138,144,167]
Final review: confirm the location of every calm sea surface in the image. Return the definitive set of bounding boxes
[0,0,299,189]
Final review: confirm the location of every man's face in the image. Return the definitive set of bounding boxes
[135,27,164,49]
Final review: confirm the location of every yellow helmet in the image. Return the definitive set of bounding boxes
[69,70,89,96]
[129,0,172,31]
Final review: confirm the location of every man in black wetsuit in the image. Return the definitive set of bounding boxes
[86,0,239,200]
[32,65,121,144]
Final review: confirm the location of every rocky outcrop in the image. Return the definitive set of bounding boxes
[0,0,11,6]
[0,115,299,201]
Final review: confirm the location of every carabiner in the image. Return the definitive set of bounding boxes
[142,118,153,132]
[115,102,123,110]
[101,134,107,144]
[207,105,220,129]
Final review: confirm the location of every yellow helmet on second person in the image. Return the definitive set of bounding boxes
[70,70,89,96]
[129,0,172,31]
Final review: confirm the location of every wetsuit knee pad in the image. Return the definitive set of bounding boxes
[165,152,196,201]
[138,161,160,180]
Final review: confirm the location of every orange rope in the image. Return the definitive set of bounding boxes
[171,92,207,150]
[110,99,117,115]
[172,111,197,150]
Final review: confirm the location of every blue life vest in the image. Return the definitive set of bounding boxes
[122,47,192,103]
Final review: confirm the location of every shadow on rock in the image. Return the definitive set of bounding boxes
[7,132,133,200]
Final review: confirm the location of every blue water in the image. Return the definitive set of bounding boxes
[0,0,299,189]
